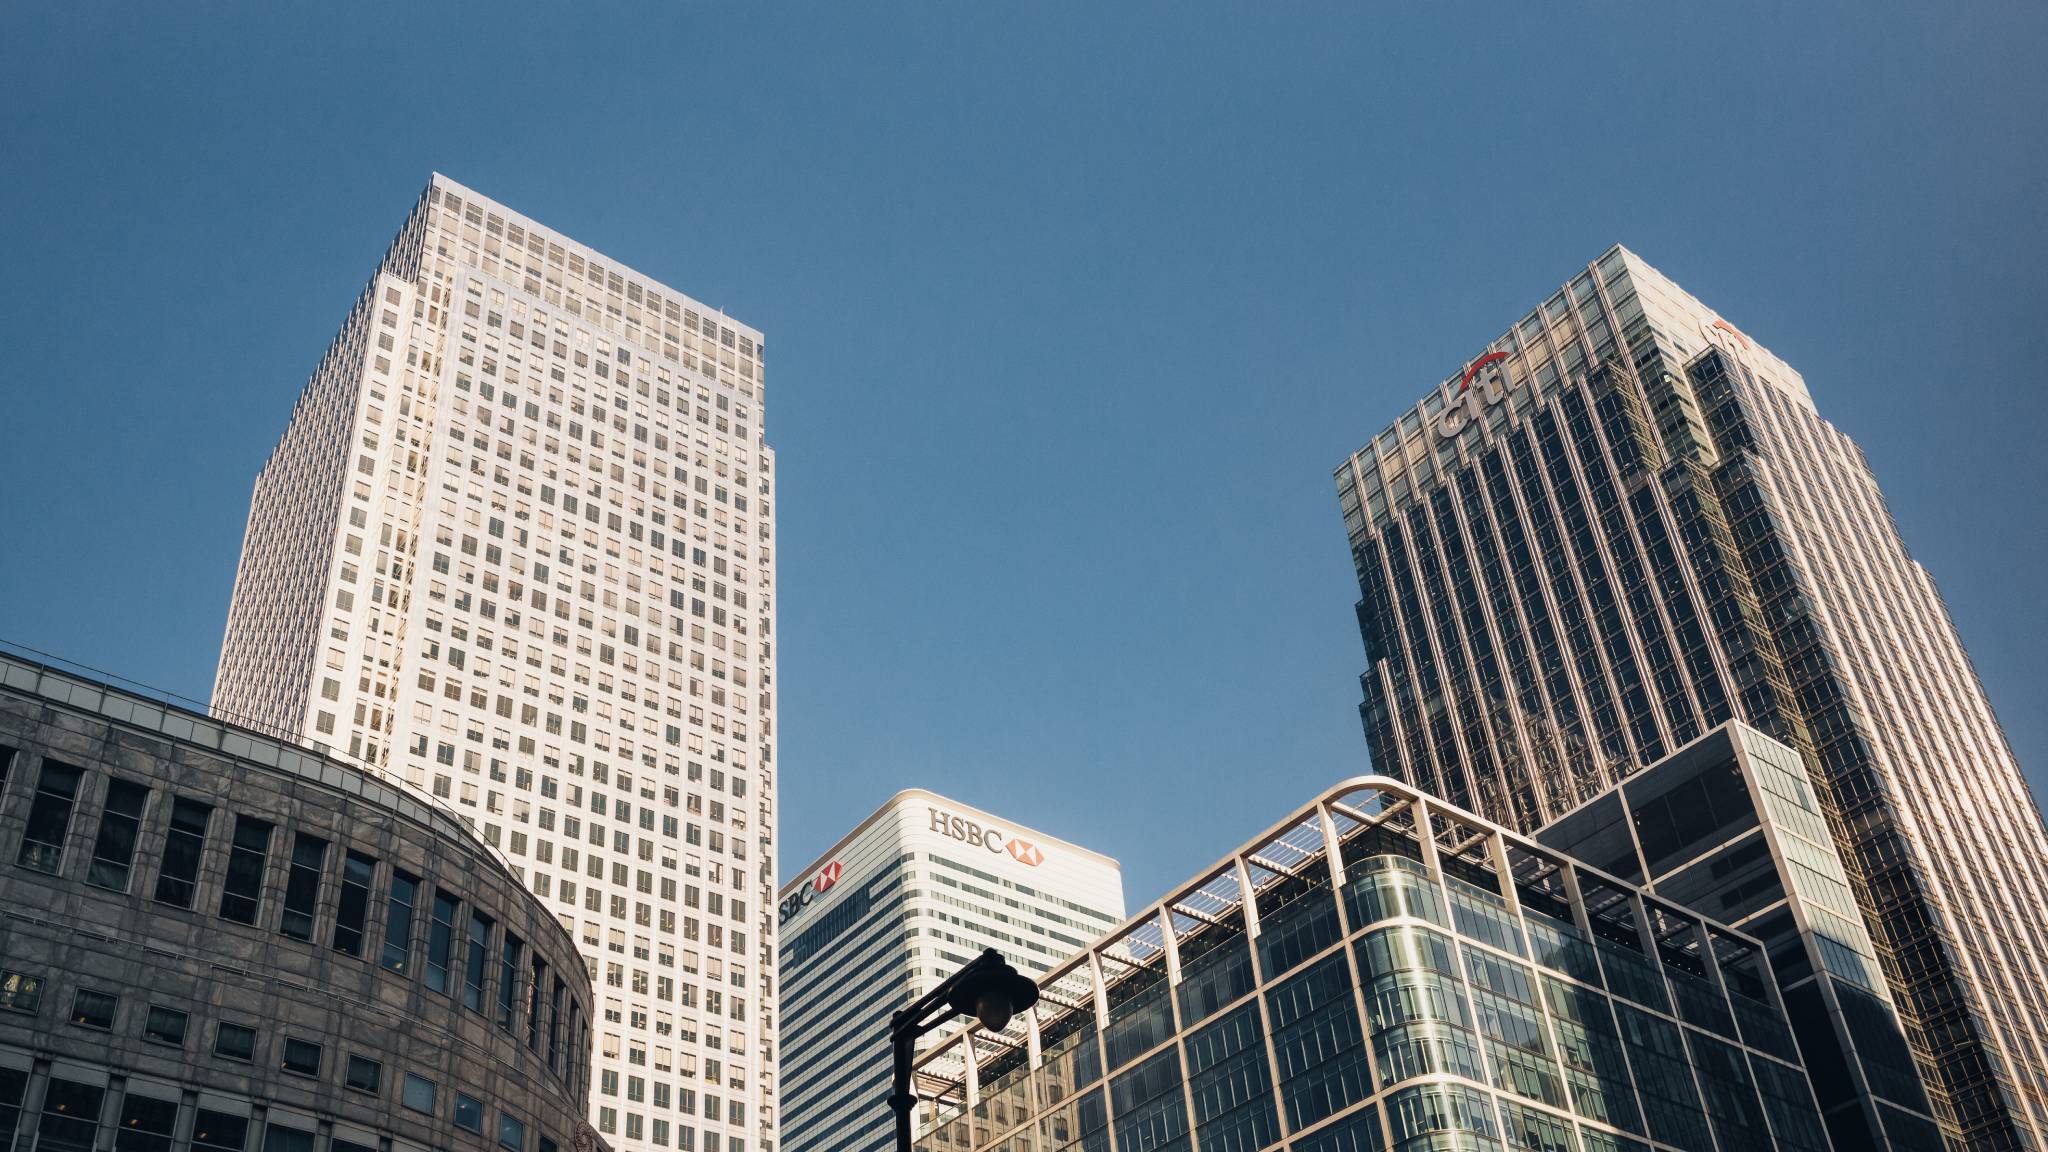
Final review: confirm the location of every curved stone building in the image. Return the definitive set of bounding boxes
[0,649,597,1152]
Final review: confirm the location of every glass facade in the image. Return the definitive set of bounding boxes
[908,780,1828,1152]
[1334,246,2048,1150]
[1538,721,1941,1148]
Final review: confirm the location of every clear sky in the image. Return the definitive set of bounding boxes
[3,3,2044,908]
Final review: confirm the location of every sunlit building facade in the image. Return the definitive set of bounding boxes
[780,791,1124,1152]
[215,175,776,1152]
[1333,245,2048,1148]
[907,778,1832,1152]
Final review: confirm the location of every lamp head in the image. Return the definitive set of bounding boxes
[946,952,1040,1033]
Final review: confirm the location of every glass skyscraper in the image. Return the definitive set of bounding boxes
[906,777,1833,1152]
[1333,246,2048,1148]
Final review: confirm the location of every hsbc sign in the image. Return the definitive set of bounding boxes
[1433,350,1521,440]
[779,859,844,925]
[929,808,1044,867]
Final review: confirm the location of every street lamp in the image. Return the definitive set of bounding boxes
[888,948,1040,1152]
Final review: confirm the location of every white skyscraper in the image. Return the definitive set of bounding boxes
[778,791,1124,1152]
[215,175,776,1152]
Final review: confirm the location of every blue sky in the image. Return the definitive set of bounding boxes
[2,3,2043,907]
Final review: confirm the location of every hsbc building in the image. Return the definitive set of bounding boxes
[777,790,1125,1152]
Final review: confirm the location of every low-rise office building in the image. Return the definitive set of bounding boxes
[909,777,1833,1152]
[0,649,597,1152]
[780,791,1124,1152]
[1538,721,1939,1148]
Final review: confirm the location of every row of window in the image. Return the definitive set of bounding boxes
[4,968,360,1078]
[0,1063,559,1152]
[329,338,774,782]
[2,966,567,1150]
[427,194,761,381]
[0,748,586,1091]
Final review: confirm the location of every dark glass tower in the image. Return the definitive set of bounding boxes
[1334,247,2048,1150]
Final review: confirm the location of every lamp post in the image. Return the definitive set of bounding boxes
[887,948,1040,1152]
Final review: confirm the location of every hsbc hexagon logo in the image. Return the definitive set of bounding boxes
[1005,839,1044,867]
[813,860,843,893]
[779,859,846,925]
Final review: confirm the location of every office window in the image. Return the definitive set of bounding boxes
[279,833,329,940]
[191,1110,249,1152]
[527,954,549,1051]
[281,1037,321,1076]
[153,797,212,908]
[383,871,420,973]
[69,988,116,1030]
[214,1022,257,1062]
[112,1094,178,1152]
[403,1073,438,1114]
[218,816,274,924]
[34,1078,104,1152]
[0,1068,24,1152]
[500,1114,527,1152]
[456,1094,485,1133]
[261,1125,314,1152]
[17,760,84,873]
[466,911,494,1011]
[501,932,525,1031]
[345,1054,383,1094]
[143,1005,188,1046]
[333,851,377,957]
[427,891,461,994]
[0,971,42,1013]
[86,779,150,891]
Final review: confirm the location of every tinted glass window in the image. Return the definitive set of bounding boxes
[191,1110,248,1152]
[153,798,212,908]
[86,779,150,891]
[382,871,419,972]
[113,1095,178,1152]
[279,834,328,940]
[18,761,84,873]
[215,1022,256,1062]
[218,816,273,924]
[333,851,376,957]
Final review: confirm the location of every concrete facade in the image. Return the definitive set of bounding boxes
[0,650,595,1152]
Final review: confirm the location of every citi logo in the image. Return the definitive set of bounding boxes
[928,808,1045,867]
[1711,319,1749,350]
[1433,350,1519,440]
[814,860,843,893]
